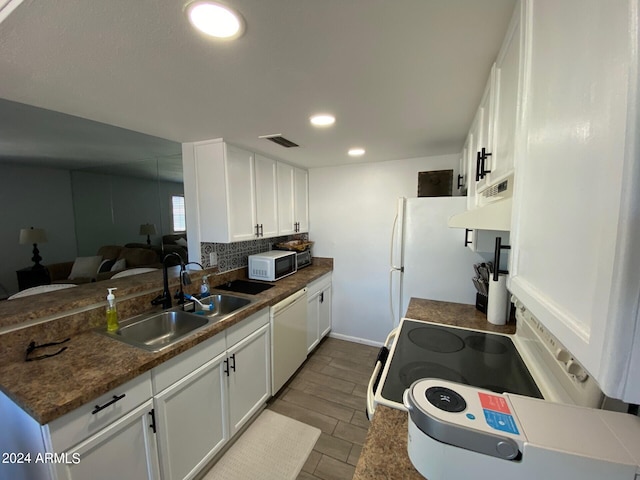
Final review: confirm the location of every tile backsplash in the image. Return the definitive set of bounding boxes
[200,233,309,272]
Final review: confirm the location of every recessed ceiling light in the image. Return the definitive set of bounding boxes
[186,1,245,39]
[310,114,336,127]
[348,148,366,157]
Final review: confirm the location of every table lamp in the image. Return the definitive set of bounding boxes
[19,227,48,270]
[139,223,157,245]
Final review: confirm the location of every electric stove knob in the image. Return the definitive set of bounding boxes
[566,360,589,382]
[555,348,571,364]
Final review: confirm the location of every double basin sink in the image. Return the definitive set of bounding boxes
[99,294,254,352]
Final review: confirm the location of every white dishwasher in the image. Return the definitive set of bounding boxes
[270,288,308,393]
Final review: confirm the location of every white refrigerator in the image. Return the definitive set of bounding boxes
[390,196,484,326]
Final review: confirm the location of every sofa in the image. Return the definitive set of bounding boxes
[46,245,161,284]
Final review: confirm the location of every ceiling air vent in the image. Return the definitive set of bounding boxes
[258,134,299,148]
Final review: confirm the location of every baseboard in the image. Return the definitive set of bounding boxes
[328,332,383,348]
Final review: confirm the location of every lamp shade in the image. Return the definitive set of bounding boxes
[139,223,157,236]
[19,227,47,245]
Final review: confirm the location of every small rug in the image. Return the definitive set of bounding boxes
[202,409,321,480]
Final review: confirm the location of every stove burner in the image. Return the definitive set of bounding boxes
[465,335,508,354]
[426,386,467,412]
[408,327,465,353]
[399,362,468,388]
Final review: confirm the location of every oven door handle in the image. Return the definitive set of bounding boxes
[366,328,398,419]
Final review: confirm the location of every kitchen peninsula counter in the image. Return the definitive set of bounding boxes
[353,298,515,480]
[0,260,332,425]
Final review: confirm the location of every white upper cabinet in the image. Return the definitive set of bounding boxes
[509,0,640,402]
[277,162,296,236]
[226,144,258,241]
[254,154,279,238]
[183,139,308,245]
[488,2,522,185]
[474,69,496,193]
[294,167,309,233]
[277,163,309,235]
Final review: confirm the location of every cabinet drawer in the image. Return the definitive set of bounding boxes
[49,372,152,452]
[307,272,332,298]
[225,308,269,348]
[152,333,226,394]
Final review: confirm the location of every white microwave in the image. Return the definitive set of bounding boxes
[248,250,297,281]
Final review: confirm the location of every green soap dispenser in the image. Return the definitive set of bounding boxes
[106,287,119,332]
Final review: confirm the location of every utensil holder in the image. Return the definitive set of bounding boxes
[487,274,509,325]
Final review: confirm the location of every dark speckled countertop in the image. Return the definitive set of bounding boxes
[353,298,515,480]
[0,261,332,425]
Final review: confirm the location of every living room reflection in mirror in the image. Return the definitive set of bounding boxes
[0,98,185,300]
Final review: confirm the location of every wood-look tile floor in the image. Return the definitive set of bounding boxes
[267,337,379,480]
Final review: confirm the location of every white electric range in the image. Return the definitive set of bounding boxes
[367,296,606,419]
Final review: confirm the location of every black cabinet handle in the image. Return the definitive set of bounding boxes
[480,148,492,178]
[229,353,236,372]
[457,174,464,189]
[255,224,260,237]
[259,224,264,237]
[224,358,230,376]
[475,151,482,182]
[493,237,511,281]
[320,292,324,303]
[92,394,126,414]
[464,229,473,247]
[148,409,157,434]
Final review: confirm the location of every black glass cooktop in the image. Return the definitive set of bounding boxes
[380,319,543,404]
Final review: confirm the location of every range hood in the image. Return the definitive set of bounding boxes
[448,176,513,231]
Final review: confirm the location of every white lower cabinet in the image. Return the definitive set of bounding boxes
[153,308,270,480]
[307,273,332,353]
[227,323,271,437]
[154,352,228,480]
[55,400,160,480]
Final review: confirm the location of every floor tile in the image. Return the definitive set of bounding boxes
[267,398,338,434]
[302,450,322,474]
[347,444,362,466]
[314,455,356,480]
[282,389,355,422]
[332,421,369,446]
[312,432,353,462]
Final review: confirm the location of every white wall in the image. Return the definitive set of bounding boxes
[0,163,77,295]
[309,154,461,345]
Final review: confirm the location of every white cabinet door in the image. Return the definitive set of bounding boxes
[294,167,309,233]
[154,353,228,480]
[489,2,521,184]
[56,400,160,480]
[475,69,495,193]
[225,144,257,242]
[277,162,295,235]
[254,154,279,238]
[465,113,481,210]
[318,285,332,339]
[509,0,640,402]
[226,323,271,437]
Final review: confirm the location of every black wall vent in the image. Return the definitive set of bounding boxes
[259,134,299,148]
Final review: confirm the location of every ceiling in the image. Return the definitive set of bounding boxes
[0,0,516,169]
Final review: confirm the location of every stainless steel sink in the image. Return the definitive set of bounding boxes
[197,294,252,318]
[98,294,254,352]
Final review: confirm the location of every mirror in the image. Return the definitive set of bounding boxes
[0,98,185,302]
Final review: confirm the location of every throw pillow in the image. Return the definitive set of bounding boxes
[175,237,188,247]
[110,258,126,272]
[68,256,103,280]
[98,259,115,273]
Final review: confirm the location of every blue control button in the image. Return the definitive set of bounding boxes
[466,413,476,420]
